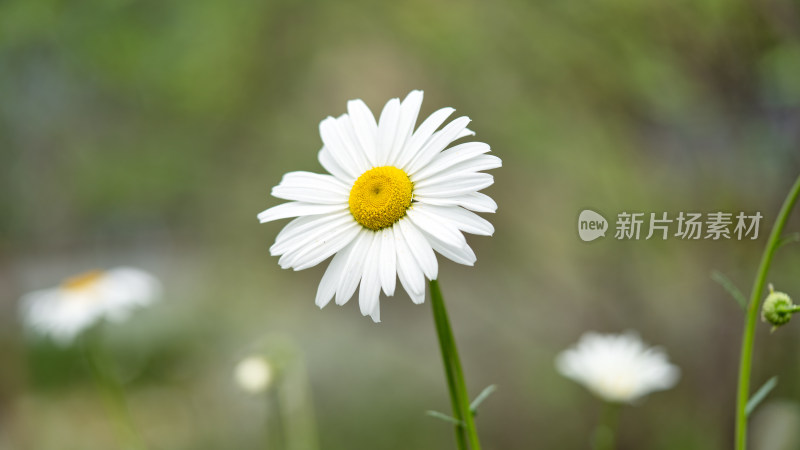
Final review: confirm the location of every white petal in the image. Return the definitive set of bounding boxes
[335,114,373,171]
[347,99,379,167]
[410,142,491,181]
[397,218,438,280]
[414,157,498,188]
[414,192,497,213]
[460,154,502,172]
[369,296,381,322]
[315,238,355,308]
[376,98,400,166]
[423,231,477,266]
[406,282,425,304]
[395,107,455,169]
[271,171,350,204]
[319,117,363,179]
[406,206,466,249]
[294,224,361,271]
[358,234,382,322]
[21,289,102,345]
[279,221,360,270]
[318,147,355,183]
[414,155,501,187]
[272,211,351,254]
[336,230,373,305]
[405,116,472,175]
[258,202,347,223]
[276,217,354,264]
[456,128,476,139]
[274,215,315,250]
[387,90,423,165]
[394,223,426,304]
[379,228,397,296]
[412,173,494,198]
[417,204,494,236]
[98,267,162,319]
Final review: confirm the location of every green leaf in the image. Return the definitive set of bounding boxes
[469,384,497,415]
[778,232,800,249]
[425,410,464,426]
[711,271,747,310]
[746,376,778,417]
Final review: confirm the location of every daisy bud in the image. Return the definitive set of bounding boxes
[234,355,274,394]
[761,287,798,330]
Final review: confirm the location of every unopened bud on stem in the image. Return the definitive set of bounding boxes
[761,284,799,331]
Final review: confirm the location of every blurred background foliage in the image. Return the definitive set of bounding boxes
[2,0,800,448]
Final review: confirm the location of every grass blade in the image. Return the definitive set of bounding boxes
[469,385,497,415]
[746,376,778,417]
[426,410,464,426]
[711,271,747,310]
[778,232,800,249]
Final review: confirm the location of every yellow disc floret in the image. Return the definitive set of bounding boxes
[61,270,104,292]
[349,166,413,230]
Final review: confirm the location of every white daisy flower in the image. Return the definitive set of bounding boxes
[555,331,680,404]
[20,267,161,345]
[258,91,500,322]
[234,355,274,394]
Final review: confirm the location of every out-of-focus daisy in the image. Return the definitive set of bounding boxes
[20,267,161,345]
[555,331,680,404]
[258,91,500,322]
[234,355,274,394]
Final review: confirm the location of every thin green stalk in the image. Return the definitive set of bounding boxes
[278,354,320,450]
[735,174,800,450]
[83,336,146,450]
[429,279,482,450]
[266,389,285,450]
[592,402,621,450]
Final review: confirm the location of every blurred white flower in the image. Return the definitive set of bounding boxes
[258,91,500,322]
[20,267,161,345]
[555,331,680,404]
[234,355,273,394]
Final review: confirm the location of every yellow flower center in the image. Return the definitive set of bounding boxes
[349,166,413,230]
[61,270,104,292]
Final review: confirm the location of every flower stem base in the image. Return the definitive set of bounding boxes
[429,279,482,450]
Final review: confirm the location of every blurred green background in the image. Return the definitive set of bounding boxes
[2,0,800,448]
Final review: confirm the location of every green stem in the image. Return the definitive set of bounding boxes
[83,336,147,450]
[266,389,285,450]
[278,354,320,450]
[735,174,800,450]
[592,402,621,450]
[429,279,482,450]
